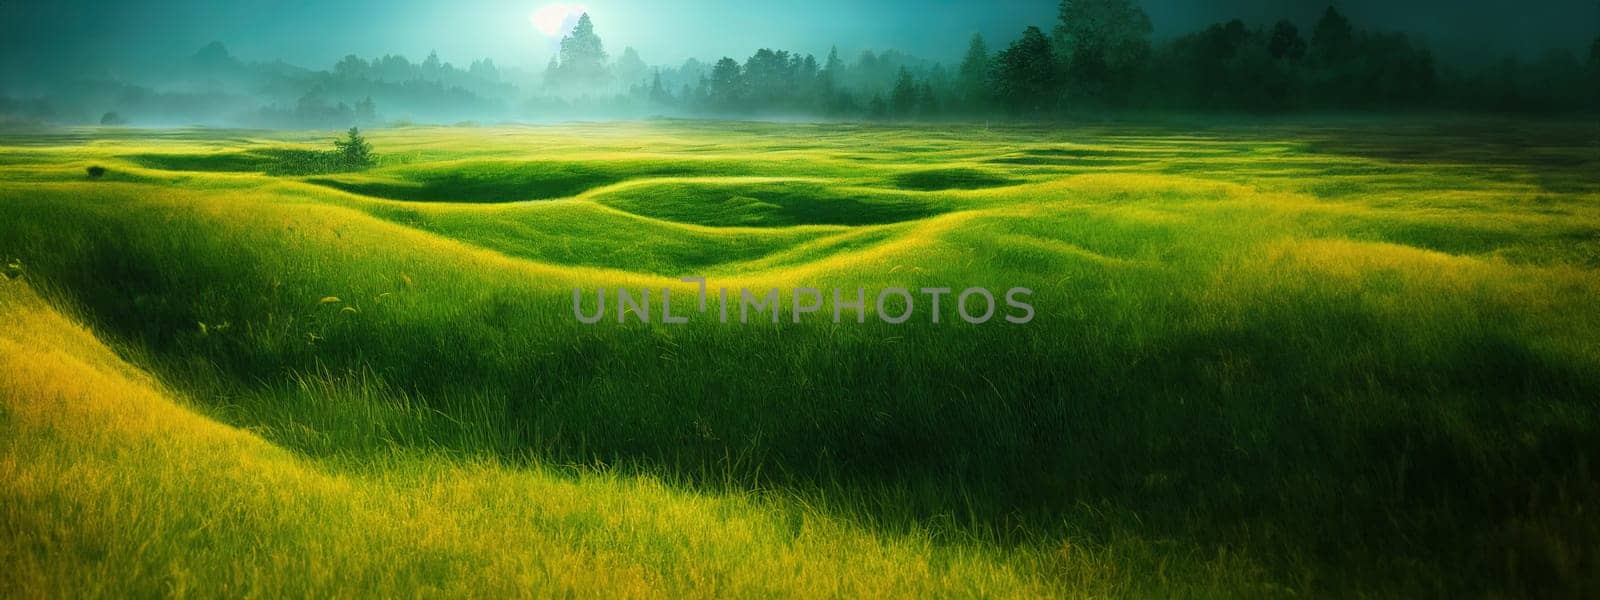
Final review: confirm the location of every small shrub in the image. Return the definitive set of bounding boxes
[86,165,107,179]
[333,127,376,170]
[253,139,379,177]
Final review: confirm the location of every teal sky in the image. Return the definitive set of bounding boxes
[2,0,1595,76]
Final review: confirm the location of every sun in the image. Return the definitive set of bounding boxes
[530,4,586,37]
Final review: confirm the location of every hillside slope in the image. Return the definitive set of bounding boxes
[0,279,1082,598]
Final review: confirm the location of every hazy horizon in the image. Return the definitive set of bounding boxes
[4,0,1596,80]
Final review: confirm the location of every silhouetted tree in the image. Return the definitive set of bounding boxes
[1056,0,1152,102]
[615,47,649,88]
[915,81,940,118]
[993,26,1057,115]
[744,48,797,110]
[421,51,443,80]
[1591,37,1600,108]
[468,58,500,82]
[335,55,369,79]
[818,46,843,105]
[1306,7,1360,105]
[542,56,560,85]
[1172,19,1254,108]
[857,50,883,87]
[957,34,992,113]
[1309,6,1355,64]
[890,68,917,118]
[292,89,357,128]
[1361,32,1434,106]
[707,57,742,110]
[867,93,888,120]
[797,53,821,107]
[550,13,610,89]
[461,2,1594,118]
[1268,20,1307,61]
[648,71,674,105]
[191,41,239,74]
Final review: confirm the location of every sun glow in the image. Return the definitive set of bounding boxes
[530,4,586,37]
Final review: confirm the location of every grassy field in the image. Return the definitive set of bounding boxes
[2,118,1598,597]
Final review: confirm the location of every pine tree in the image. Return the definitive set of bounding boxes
[552,13,611,88]
[615,47,649,88]
[817,46,844,113]
[867,93,888,120]
[916,82,940,118]
[421,51,442,80]
[333,127,375,169]
[1269,20,1307,61]
[1310,6,1355,64]
[993,26,1057,115]
[708,57,743,110]
[649,70,674,105]
[890,68,917,118]
[957,34,992,112]
[1055,0,1152,101]
[542,56,560,87]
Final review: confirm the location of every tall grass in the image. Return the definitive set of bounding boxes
[2,118,1598,596]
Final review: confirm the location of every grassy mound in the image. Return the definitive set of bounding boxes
[0,279,1069,597]
[592,179,949,226]
[353,200,843,275]
[124,148,356,175]
[306,160,724,202]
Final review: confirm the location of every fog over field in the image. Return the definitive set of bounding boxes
[2,1,1596,127]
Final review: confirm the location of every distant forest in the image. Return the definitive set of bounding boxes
[3,0,1597,127]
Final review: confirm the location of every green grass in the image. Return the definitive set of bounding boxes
[890,167,1021,190]
[2,118,1598,597]
[590,179,950,226]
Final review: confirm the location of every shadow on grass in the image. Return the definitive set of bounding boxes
[593,180,949,227]
[306,160,722,203]
[1303,121,1600,194]
[889,168,1020,191]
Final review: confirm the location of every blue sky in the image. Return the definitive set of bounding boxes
[2,0,1595,75]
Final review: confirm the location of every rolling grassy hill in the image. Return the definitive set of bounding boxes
[2,118,1598,596]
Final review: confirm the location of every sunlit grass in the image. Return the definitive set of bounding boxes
[1,117,1597,596]
[0,281,1078,598]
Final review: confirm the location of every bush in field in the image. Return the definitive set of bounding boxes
[258,128,378,176]
[85,165,107,178]
[333,127,376,169]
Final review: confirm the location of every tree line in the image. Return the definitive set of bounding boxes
[5,0,1595,127]
[557,1,1599,118]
